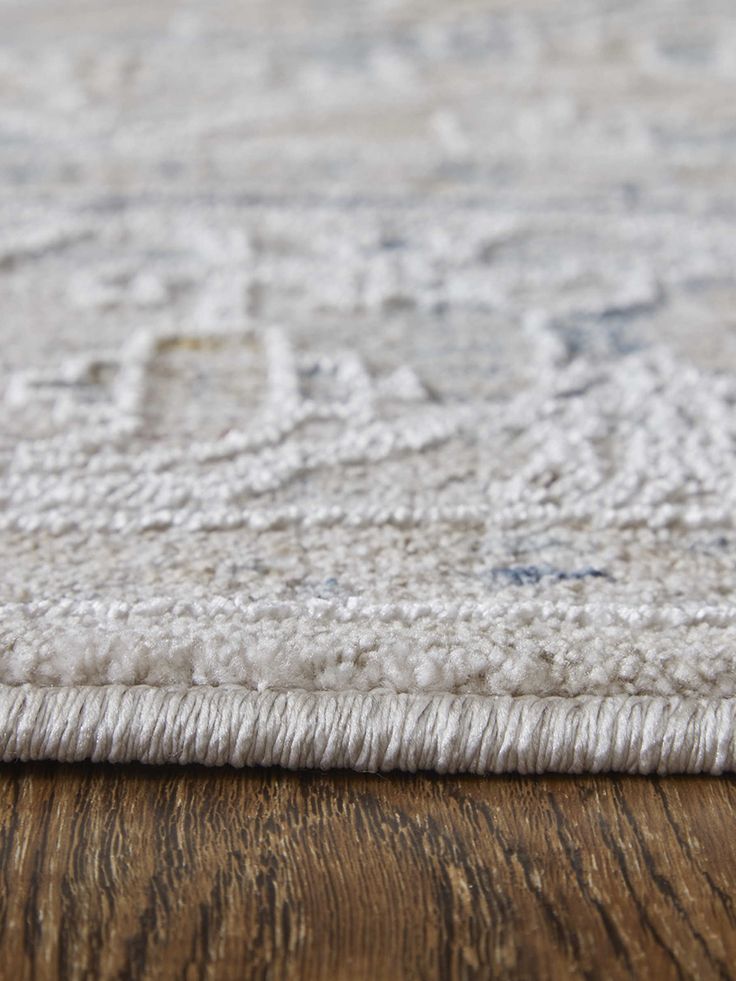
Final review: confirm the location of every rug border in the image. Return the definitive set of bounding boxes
[1,685,734,773]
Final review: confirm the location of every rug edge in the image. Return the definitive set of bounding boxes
[0,685,733,774]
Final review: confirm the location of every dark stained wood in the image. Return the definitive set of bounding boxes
[0,766,734,980]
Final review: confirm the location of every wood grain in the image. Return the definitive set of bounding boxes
[0,766,734,980]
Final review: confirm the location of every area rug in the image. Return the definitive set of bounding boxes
[1,0,735,772]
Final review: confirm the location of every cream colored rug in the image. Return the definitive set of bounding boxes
[1,0,735,771]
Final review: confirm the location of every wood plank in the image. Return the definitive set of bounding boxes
[0,766,734,980]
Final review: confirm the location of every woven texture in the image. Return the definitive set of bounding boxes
[1,0,735,771]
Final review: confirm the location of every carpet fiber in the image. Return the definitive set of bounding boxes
[1,0,735,771]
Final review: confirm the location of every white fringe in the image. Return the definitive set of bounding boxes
[1,685,734,773]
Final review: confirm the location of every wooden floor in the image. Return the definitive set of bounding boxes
[0,765,734,980]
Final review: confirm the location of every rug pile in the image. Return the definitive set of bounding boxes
[1,0,735,771]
